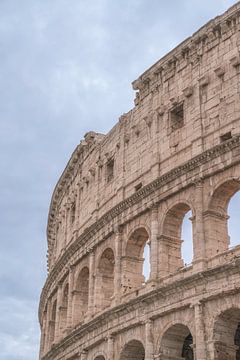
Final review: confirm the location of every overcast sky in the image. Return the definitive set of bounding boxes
[0,1,239,359]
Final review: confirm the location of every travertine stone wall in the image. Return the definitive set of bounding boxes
[39,2,240,360]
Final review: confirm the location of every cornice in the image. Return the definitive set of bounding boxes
[39,134,240,320]
[132,1,240,98]
[42,256,240,360]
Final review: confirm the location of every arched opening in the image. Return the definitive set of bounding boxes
[159,324,194,360]
[70,201,76,224]
[123,227,150,292]
[59,283,69,334]
[49,299,57,345]
[96,248,115,310]
[143,241,150,281]
[213,308,240,359]
[228,191,240,248]
[94,356,105,360]
[206,179,240,256]
[73,267,89,325]
[161,203,193,275]
[181,210,193,265]
[120,339,145,360]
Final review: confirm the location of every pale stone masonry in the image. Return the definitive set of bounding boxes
[39,2,240,359]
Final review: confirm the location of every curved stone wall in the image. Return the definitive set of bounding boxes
[39,2,240,359]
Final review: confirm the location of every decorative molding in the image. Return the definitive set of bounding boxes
[131,5,240,98]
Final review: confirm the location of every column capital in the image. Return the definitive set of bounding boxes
[193,177,204,187]
[80,349,88,360]
[69,263,76,272]
[150,202,158,212]
[190,300,202,308]
[145,318,153,325]
[114,224,124,234]
[87,247,95,255]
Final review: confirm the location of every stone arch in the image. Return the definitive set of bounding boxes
[159,323,194,360]
[205,178,240,256]
[160,202,194,274]
[212,307,240,359]
[73,266,89,325]
[122,227,150,292]
[95,247,115,310]
[49,299,57,345]
[92,349,108,360]
[120,339,145,360]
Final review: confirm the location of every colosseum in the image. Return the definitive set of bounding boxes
[39,2,240,359]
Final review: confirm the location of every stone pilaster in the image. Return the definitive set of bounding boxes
[67,266,75,329]
[75,177,83,236]
[192,180,206,270]
[150,205,159,281]
[145,320,154,360]
[194,302,206,360]
[55,284,63,342]
[114,226,123,304]
[45,300,52,351]
[88,249,95,317]
[39,313,47,356]
[63,205,68,249]
[107,336,114,360]
[80,350,88,360]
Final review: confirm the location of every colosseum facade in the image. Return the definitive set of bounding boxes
[39,2,240,359]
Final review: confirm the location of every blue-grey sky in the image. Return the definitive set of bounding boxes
[0,1,239,359]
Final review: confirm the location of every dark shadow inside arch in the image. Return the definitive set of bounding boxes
[73,266,89,325]
[94,356,105,360]
[213,308,240,360]
[97,248,115,310]
[120,339,145,360]
[159,323,194,360]
[49,299,57,345]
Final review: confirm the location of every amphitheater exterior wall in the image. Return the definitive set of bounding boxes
[39,2,240,359]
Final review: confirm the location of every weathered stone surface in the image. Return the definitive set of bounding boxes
[39,2,240,359]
